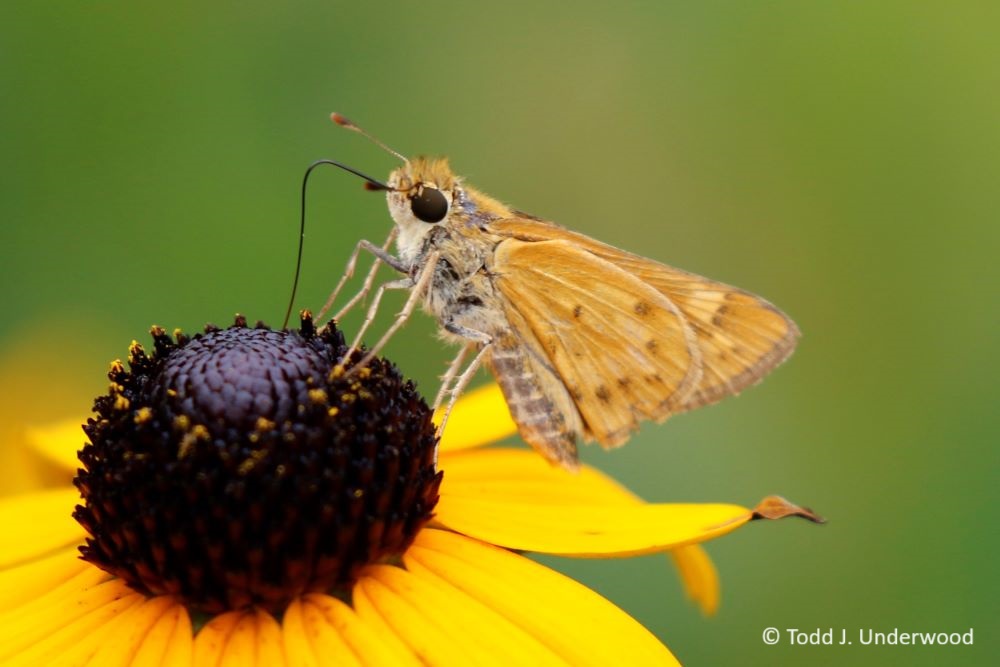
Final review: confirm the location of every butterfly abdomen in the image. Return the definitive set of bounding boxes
[486,332,581,469]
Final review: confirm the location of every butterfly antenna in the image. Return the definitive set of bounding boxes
[282,159,393,329]
[331,113,409,165]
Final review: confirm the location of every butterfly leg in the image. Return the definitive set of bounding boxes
[435,322,493,438]
[343,250,440,375]
[316,228,403,324]
[432,343,472,412]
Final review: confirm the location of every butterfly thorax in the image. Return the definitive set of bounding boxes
[385,158,517,341]
[416,216,509,344]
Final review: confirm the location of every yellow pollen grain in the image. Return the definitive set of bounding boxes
[358,366,372,379]
[178,435,195,459]
[113,395,130,411]
[327,406,339,417]
[308,389,328,404]
[238,450,268,475]
[109,359,125,374]
[178,425,209,458]
[340,393,356,403]
[255,417,276,432]
[166,388,177,398]
[134,407,153,424]
[173,415,191,431]
[329,365,346,381]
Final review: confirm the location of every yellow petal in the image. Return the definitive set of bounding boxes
[85,595,181,667]
[441,448,722,613]
[353,574,472,666]
[436,384,517,453]
[345,587,423,663]
[0,544,90,608]
[253,608,288,667]
[190,609,289,667]
[670,544,720,616]
[281,599,319,667]
[436,488,751,556]
[193,610,242,667]
[209,608,286,667]
[303,594,421,667]
[131,603,194,667]
[0,488,87,568]
[25,419,85,476]
[0,582,145,666]
[439,447,639,506]
[0,574,131,660]
[299,597,360,667]
[162,604,197,667]
[364,563,568,665]
[0,324,105,496]
[407,529,679,666]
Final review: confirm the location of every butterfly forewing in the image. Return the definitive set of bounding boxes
[491,238,702,447]
[489,217,800,413]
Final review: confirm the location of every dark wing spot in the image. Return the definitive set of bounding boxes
[646,339,659,354]
[595,385,611,403]
[573,305,583,318]
[570,387,584,401]
[711,304,730,327]
[645,373,663,385]
[634,301,651,316]
[617,377,631,388]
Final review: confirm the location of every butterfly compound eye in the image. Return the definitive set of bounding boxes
[410,187,449,223]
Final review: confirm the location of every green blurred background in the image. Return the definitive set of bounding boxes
[2,2,997,664]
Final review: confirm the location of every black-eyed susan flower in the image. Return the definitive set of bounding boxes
[0,314,821,666]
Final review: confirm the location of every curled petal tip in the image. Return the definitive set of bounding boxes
[751,495,826,524]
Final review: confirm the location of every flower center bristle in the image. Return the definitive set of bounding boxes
[74,313,441,614]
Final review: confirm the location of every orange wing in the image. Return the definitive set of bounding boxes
[489,217,799,412]
[490,238,702,447]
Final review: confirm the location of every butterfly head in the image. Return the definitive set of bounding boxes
[329,113,513,262]
[383,157,466,260]
[386,157,459,224]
